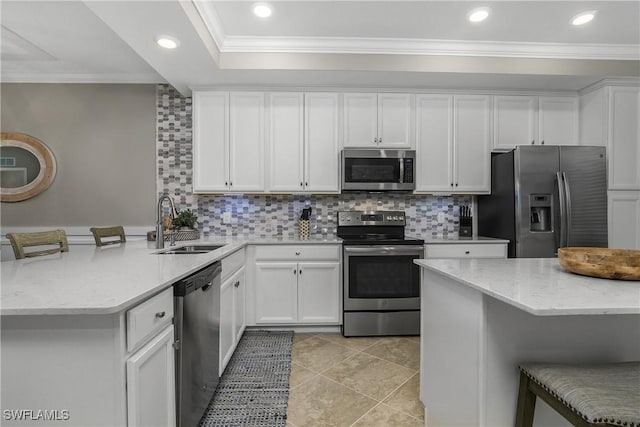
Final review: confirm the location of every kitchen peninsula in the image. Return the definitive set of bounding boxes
[416,258,640,427]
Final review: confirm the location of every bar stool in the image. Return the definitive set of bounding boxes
[516,362,640,427]
[90,226,126,247]
[6,230,69,259]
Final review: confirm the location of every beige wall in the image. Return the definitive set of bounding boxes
[1,83,156,229]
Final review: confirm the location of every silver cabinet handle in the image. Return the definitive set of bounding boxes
[300,182,303,187]
[541,140,545,145]
[155,311,166,318]
[531,140,535,145]
[465,250,470,255]
[234,281,240,288]
[293,269,297,275]
[305,182,308,187]
[299,269,302,275]
[295,251,301,255]
[379,138,382,144]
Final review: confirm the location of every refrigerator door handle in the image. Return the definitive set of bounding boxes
[556,172,568,248]
[562,172,572,246]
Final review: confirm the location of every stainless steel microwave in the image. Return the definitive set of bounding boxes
[341,149,416,191]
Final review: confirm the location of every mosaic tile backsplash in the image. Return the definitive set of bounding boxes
[156,84,472,239]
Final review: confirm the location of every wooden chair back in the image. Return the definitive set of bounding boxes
[90,226,126,247]
[7,230,70,260]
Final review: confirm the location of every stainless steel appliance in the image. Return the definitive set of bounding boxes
[338,211,424,337]
[174,262,221,427]
[478,146,608,258]
[341,149,415,191]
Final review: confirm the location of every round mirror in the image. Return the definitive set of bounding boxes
[1,132,57,202]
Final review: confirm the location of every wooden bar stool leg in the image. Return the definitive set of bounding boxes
[515,371,536,427]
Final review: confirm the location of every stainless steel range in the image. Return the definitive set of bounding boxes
[337,211,424,337]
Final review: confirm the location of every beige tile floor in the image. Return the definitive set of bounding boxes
[286,333,424,427]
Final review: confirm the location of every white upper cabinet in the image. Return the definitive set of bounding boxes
[493,95,577,150]
[193,92,229,193]
[343,93,414,148]
[538,96,578,146]
[608,86,640,190]
[415,94,491,194]
[454,95,492,193]
[229,92,265,192]
[193,91,264,193]
[268,92,305,192]
[415,94,453,193]
[267,92,340,193]
[304,93,340,192]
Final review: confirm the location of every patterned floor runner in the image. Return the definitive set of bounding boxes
[199,330,293,427]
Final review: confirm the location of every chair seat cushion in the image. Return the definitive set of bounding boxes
[520,362,640,425]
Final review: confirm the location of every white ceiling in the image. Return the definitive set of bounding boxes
[2,1,639,95]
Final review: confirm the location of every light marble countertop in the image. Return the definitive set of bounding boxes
[415,258,640,316]
[1,234,505,316]
[420,236,509,244]
[0,237,345,316]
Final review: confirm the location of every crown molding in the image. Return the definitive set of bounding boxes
[218,36,640,60]
[192,0,226,50]
[0,72,164,84]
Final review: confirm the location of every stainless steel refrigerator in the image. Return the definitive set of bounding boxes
[478,146,608,258]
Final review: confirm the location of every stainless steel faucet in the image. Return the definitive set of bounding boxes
[156,193,178,249]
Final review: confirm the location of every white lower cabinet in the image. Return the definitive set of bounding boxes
[220,249,247,375]
[126,325,176,427]
[609,190,640,249]
[1,287,177,427]
[424,242,508,259]
[252,245,341,325]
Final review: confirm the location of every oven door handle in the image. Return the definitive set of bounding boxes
[344,245,424,255]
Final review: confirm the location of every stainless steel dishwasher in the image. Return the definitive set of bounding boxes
[174,261,221,427]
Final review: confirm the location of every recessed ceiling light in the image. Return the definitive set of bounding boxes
[156,35,180,49]
[571,10,597,26]
[467,7,490,23]
[252,2,272,18]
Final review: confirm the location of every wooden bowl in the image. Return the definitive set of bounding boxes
[558,247,640,281]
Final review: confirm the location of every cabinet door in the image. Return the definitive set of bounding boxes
[255,262,298,323]
[608,87,640,190]
[305,92,340,193]
[454,95,491,193]
[608,190,640,249]
[229,92,265,192]
[126,325,176,427]
[343,93,378,147]
[233,267,246,343]
[539,96,578,146]
[193,92,229,192]
[493,96,537,150]
[219,274,235,375]
[297,262,341,323]
[415,94,453,192]
[269,92,304,192]
[378,93,414,148]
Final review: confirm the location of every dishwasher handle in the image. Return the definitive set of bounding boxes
[173,261,221,297]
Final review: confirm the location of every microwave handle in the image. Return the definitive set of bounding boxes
[399,158,404,184]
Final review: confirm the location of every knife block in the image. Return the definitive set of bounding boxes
[459,222,472,237]
[299,220,310,240]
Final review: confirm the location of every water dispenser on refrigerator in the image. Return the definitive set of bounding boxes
[530,194,551,232]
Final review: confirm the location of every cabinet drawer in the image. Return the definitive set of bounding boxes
[222,248,246,282]
[254,245,340,261]
[127,288,174,352]
[425,243,507,259]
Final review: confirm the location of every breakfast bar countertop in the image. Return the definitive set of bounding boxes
[415,257,640,316]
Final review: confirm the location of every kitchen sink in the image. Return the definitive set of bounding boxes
[157,244,225,255]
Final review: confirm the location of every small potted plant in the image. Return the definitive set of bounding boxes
[173,209,198,230]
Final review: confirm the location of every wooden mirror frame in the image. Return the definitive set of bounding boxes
[1,132,57,202]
